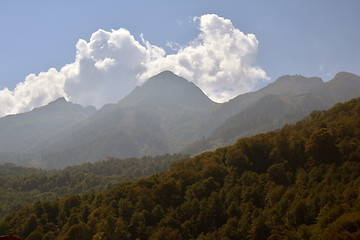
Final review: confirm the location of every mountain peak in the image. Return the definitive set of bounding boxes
[151,70,178,79]
[256,74,324,98]
[143,71,190,87]
[0,96,96,153]
[55,96,67,102]
[275,74,323,84]
[46,97,68,106]
[30,97,96,117]
[332,72,360,82]
[120,71,215,108]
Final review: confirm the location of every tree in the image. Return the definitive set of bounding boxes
[305,128,340,165]
[25,230,43,240]
[22,214,40,237]
[149,226,182,240]
[267,162,291,186]
[322,211,360,240]
[62,222,91,240]
[62,195,81,215]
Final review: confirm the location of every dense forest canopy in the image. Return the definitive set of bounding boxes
[1,98,360,239]
[0,154,185,220]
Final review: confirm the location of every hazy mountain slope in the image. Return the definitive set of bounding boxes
[212,95,301,141]
[298,71,360,106]
[183,72,360,155]
[197,75,325,137]
[120,71,213,108]
[41,108,168,168]
[118,71,218,147]
[2,71,359,169]
[39,71,217,168]
[0,152,39,167]
[0,97,95,153]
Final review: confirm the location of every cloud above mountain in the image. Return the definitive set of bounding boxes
[63,28,164,108]
[141,14,268,102]
[0,14,268,117]
[0,69,66,116]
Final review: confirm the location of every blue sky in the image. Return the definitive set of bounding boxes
[0,0,359,116]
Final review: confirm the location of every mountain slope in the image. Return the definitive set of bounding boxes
[1,71,359,169]
[120,70,214,109]
[39,71,217,168]
[193,75,325,139]
[213,75,324,122]
[297,71,360,106]
[183,72,360,155]
[0,97,95,153]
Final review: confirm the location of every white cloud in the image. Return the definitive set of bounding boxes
[0,14,268,117]
[94,58,117,70]
[0,68,66,116]
[141,14,269,102]
[62,28,162,108]
[166,41,183,52]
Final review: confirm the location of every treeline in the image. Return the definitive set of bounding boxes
[1,98,360,239]
[0,154,185,220]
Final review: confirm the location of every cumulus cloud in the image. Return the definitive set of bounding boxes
[0,14,268,117]
[141,14,268,102]
[63,28,162,108]
[0,68,66,116]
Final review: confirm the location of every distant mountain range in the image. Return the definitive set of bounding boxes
[0,98,95,153]
[0,71,359,168]
[183,72,360,154]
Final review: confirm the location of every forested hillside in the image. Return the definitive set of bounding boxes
[0,154,185,220]
[1,98,360,240]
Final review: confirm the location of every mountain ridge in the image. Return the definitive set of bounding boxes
[119,71,215,109]
[0,71,360,168]
[182,72,360,155]
[33,71,217,168]
[0,97,96,153]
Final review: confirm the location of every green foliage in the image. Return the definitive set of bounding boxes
[0,154,186,219]
[322,211,360,240]
[1,98,360,239]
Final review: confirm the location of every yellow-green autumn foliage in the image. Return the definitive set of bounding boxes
[1,98,360,240]
[0,154,185,219]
